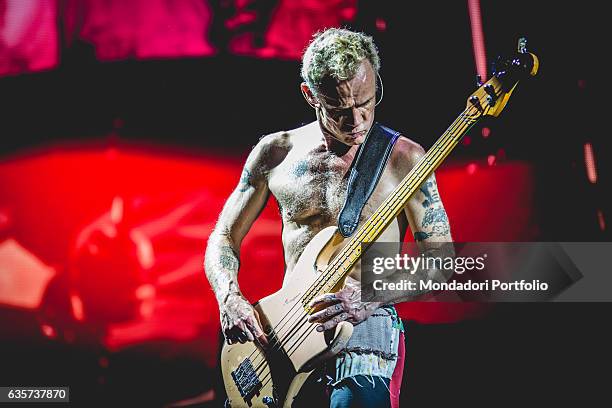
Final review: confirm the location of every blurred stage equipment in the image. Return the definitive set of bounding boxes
[68,196,154,324]
[0,238,56,309]
[468,0,488,82]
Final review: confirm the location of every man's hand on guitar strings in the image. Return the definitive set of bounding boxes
[220,292,269,347]
[307,276,382,332]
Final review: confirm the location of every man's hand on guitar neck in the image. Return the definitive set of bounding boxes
[220,292,269,346]
[307,276,382,332]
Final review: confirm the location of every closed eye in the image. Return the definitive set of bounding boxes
[329,98,373,113]
[356,97,374,108]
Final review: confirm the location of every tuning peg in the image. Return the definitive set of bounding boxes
[518,37,528,54]
[491,57,499,76]
[484,84,497,106]
[476,75,483,87]
[469,95,483,112]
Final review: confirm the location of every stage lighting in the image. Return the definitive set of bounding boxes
[583,142,597,184]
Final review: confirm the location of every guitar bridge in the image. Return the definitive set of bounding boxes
[231,357,262,404]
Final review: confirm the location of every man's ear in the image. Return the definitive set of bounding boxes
[300,83,319,108]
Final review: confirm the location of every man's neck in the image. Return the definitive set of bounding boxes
[317,123,359,158]
[323,136,352,157]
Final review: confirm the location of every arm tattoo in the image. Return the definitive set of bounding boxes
[414,231,431,241]
[238,168,253,192]
[292,160,309,178]
[419,179,440,208]
[422,207,448,228]
[418,207,450,238]
[220,246,240,272]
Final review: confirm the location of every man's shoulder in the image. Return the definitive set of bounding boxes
[388,132,426,171]
[248,122,317,172]
[255,122,315,151]
[254,130,291,153]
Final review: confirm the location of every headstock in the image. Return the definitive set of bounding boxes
[465,38,539,118]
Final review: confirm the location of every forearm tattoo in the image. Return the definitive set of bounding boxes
[206,244,240,303]
[220,246,240,272]
[238,168,253,192]
[422,207,449,230]
[412,208,450,242]
[414,231,431,241]
[414,177,450,241]
[419,178,441,208]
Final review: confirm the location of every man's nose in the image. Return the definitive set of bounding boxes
[346,107,363,127]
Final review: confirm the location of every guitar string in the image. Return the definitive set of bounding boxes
[251,106,480,379]
[250,83,493,357]
[250,107,481,383]
[248,106,480,375]
[298,109,481,305]
[286,108,478,325]
[269,110,472,359]
[254,109,481,389]
[256,111,481,390]
[247,107,475,370]
[255,105,479,350]
[276,109,479,354]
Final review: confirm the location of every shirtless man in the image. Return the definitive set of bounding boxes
[205,28,453,407]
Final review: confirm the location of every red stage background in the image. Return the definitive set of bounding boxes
[1,0,360,76]
[0,141,537,367]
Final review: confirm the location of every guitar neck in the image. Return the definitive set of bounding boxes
[303,108,479,306]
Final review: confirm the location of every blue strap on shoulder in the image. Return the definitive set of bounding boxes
[338,122,400,238]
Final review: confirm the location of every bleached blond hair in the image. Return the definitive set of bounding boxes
[301,28,380,95]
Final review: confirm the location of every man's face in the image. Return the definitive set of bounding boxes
[315,60,377,146]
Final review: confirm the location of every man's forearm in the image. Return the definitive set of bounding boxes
[205,229,242,305]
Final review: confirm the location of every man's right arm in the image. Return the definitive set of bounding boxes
[205,133,285,346]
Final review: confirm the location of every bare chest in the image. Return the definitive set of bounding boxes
[269,144,405,274]
[269,151,350,227]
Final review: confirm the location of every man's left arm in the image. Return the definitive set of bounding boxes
[377,140,455,304]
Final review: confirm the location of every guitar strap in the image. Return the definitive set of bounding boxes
[338,122,400,237]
